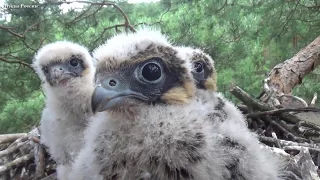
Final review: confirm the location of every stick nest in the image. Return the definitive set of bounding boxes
[0,86,319,180]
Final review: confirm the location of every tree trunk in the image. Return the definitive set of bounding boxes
[267,36,320,95]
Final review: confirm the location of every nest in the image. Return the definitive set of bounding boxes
[0,129,56,180]
[0,86,319,180]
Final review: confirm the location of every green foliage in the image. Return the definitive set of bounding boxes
[0,0,319,133]
[0,91,44,133]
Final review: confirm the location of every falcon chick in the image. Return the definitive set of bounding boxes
[33,41,95,180]
[175,46,248,125]
[175,46,217,91]
[176,46,287,179]
[69,29,284,180]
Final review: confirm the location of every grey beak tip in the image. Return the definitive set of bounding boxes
[91,84,149,112]
[91,86,103,113]
[91,98,98,114]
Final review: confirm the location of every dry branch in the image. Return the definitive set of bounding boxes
[0,133,27,144]
[230,81,320,179]
[311,93,318,107]
[231,86,320,128]
[0,56,34,70]
[0,128,56,179]
[39,1,136,33]
[247,107,320,118]
[230,86,272,111]
[0,21,40,39]
[34,141,45,178]
[259,136,320,148]
[266,35,320,95]
[0,141,26,158]
[0,154,33,173]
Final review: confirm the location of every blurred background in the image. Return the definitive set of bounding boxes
[0,0,319,133]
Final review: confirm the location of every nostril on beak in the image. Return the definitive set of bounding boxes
[109,79,117,87]
[59,67,63,70]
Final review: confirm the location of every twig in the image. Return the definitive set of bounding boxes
[260,116,308,142]
[0,56,33,71]
[247,107,320,118]
[0,154,33,173]
[259,136,319,148]
[230,86,320,128]
[230,86,272,111]
[271,132,282,148]
[0,25,24,38]
[92,24,127,44]
[260,144,290,157]
[279,94,309,107]
[39,1,136,33]
[311,92,318,107]
[284,145,320,154]
[31,137,41,144]
[0,22,40,39]
[34,143,45,178]
[8,136,29,148]
[236,104,249,114]
[0,133,27,144]
[0,142,26,158]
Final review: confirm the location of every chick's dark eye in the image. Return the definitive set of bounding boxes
[193,62,203,73]
[69,59,79,67]
[142,63,161,81]
[42,66,49,74]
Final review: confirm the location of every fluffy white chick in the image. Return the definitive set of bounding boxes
[33,41,95,180]
[69,28,226,180]
[175,46,248,125]
[176,46,287,179]
[69,29,285,180]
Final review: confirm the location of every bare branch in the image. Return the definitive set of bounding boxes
[92,24,127,44]
[34,143,45,178]
[0,21,40,39]
[310,93,318,107]
[0,25,24,38]
[259,135,320,149]
[230,86,320,129]
[278,0,300,37]
[0,154,33,173]
[0,56,33,70]
[0,134,27,144]
[284,145,320,154]
[247,107,320,118]
[267,35,320,95]
[39,1,136,33]
[68,4,95,24]
[0,142,26,158]
[279,94,308,107]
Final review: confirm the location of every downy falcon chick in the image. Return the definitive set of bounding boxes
[175,46,247,125]
[176,46,286,179]
[32,41,95,180]
[69,29,284,180]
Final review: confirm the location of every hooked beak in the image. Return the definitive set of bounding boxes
[47,64,73,85]
[91,85,149,113]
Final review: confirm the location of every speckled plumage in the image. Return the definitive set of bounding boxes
[175,46,247,126]
[176,46,287,179]
[69,29,285,180]
[33,41,95,180]
[175,46,217,91]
